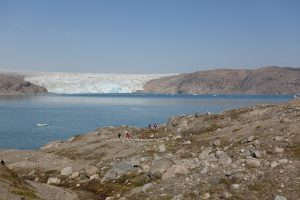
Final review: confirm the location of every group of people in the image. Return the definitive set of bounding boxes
[117,130,132,139]
[148,123,158,130]
[116,122,158,140]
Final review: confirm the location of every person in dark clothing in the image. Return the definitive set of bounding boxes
[117,133,121,138]
[148,124,152,129]
[153,123,157,130]
[1,160,4,165]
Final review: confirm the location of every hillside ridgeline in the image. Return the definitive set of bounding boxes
[0,73,47,95]
[143,66,300,94]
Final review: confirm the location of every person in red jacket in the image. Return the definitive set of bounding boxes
[125,131,131,139]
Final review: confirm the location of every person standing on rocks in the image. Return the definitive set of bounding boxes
[125,131,131,140]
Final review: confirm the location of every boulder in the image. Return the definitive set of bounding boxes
[201,192,210,199]
[171,194,184,200]
[151,158,174,173]
[274,195,287,200]
[274,136,282,141]
[86,166,99,176]
[247,136,255,142]
[79,172,89,180]
[210,139,221,146]
[232,184,240,189]
[201,167,209,174]
[176,158,200,169]
[251,150,261,158]
[241,135,255,144]
[142,164,150,171]
[47,177,61,185]
[90,174,99,180]
[28,170,35,176]
[246,159,260,168]
[141,183,153,193]
[279,159,288,164]
[162,164,189,180]
[101,161,134,183]
[199,147,213,160]
[222,191,233,199]
[61,167,73,176]
[253,140,260,146]
[216,151,232,165]
[158,144,166,152]
[274,147,284,154]
[193,190,200,195]
[167,116,189,133]
[71,171,80,179]
[183,140,192,145]
[270,161,279,168]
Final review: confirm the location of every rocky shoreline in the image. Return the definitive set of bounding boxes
[0,99,299,200]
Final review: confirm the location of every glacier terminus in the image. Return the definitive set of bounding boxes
[24,72,172,94]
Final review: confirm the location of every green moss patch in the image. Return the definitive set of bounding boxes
[11,188,40,200]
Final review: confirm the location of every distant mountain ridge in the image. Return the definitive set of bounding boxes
[143,66,300,94]
[0,73,48,95]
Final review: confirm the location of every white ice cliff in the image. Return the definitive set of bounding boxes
[24,73,171,94]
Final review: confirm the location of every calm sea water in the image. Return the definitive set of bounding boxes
[0,94,293,150]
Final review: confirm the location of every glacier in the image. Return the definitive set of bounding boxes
[24,72,172,94]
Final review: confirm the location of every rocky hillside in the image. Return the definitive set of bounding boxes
[143,66,300,94]
[0,99,299,199]
[0,73,47,95]
[0,161,77,200]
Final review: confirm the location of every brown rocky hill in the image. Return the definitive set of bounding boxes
[143,66,300,94]
[0,73,47,95]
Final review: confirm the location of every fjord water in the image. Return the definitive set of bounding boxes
[0,94,292,150]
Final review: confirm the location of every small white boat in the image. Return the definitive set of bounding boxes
[37,123,48,127]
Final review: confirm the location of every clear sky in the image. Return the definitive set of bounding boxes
[0,0,299,73]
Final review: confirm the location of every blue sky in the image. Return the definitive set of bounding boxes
[0,0,299,73]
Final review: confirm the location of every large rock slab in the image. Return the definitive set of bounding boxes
[101,160,137,183]
[162,164,190,180]
[61,167,73,176]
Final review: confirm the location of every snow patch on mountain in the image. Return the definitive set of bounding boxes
[24,73,172,94]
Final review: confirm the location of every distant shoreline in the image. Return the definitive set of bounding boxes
[1,66,300,95]
[0,92,296,97]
